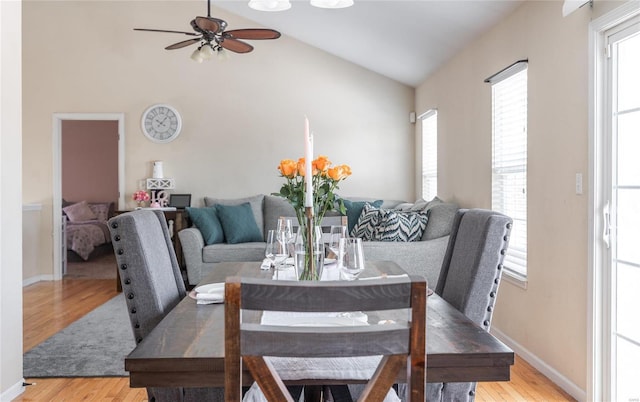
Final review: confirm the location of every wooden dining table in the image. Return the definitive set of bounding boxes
[125,261,514,388]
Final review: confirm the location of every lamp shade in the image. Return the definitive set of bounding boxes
[190,48,204,63]
[248,0,291,11]
[310,0,353,8]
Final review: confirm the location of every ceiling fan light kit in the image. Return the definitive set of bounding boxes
[135,0,281,61]
[248,0,292,12]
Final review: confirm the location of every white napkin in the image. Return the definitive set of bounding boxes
[359,273,409,281]
[194,282,225,304]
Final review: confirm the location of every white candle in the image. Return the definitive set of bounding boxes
[304,117,313,208]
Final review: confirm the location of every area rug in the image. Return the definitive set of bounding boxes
[66,252,117,280]
[23,295,135,377]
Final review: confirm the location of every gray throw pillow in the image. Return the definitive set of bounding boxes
[422,202,459,240]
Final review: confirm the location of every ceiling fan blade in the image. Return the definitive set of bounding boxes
[220,37,254,53]
[165,38,201,50]
[134,28,198,36]
[224,29,281,40]
[194,16,222,33]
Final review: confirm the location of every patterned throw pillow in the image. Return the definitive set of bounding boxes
[87,202,111,222]
[351,204,428,242]
[350,204,382,240]
[373,209,428,242]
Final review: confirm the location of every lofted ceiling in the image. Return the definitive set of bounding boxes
[214,0,525,87]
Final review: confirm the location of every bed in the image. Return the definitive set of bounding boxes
[62,200,115,261]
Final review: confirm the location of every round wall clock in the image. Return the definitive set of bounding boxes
[141,104,183,143]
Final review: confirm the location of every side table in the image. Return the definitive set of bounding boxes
[113,209,188,292]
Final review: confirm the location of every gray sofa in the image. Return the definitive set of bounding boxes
[178,194,458,286]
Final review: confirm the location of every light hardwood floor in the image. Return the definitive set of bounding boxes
[18,278,576,401]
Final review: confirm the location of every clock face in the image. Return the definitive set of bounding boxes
[141,104,182,143]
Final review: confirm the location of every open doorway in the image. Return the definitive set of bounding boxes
[52,113,125,280]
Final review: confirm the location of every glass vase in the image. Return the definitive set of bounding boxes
[294,224,324,281]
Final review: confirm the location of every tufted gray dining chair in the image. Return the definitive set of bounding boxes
[109,209,224,402]
[424,208,512,402]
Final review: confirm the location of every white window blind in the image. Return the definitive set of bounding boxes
[489,62,528,279]
[420,110,437,201]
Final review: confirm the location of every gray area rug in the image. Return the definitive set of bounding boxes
[23,295,135,377]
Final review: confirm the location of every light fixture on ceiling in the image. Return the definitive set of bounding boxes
[310,0,353,9]
[248,0,353,11]
[248,0,292,11]
[190,42,229,63]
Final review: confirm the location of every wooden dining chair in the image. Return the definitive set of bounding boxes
[109,210,224,402]
[224,276,427,402]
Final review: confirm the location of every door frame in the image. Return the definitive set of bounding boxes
[52,113,125,280]
[588,2,640,401]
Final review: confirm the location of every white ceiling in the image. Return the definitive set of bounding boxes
[214,0,525,87]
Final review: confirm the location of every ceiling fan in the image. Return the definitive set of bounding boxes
[134,0,281,61]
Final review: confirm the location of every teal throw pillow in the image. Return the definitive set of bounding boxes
[186,206,224,245]
[216,202,263,244]
[342,199,383,233]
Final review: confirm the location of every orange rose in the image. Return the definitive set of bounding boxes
[313,155,331,173]
[278,159,298,178]
[297,158,306,177]
[327,164,352,181]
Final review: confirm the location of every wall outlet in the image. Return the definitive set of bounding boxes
[575,173,583,195]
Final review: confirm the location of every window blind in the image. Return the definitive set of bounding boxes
[490,63,528,278]
[420,110,438,201]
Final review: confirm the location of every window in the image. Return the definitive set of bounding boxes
[420,110,437,200]
[487,61,528,280]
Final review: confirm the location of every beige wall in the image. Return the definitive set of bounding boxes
[22,1,415,280]
[415,0,626,396]
[1,0,24,398]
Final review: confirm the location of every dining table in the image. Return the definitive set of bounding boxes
[124,261,514,389]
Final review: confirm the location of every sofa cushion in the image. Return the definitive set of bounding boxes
[342,199,383,233]
[186,206,224,245]
[204,194,265,238]
[374,209,428,242]
[216,203,263,244]
[202,242,266,263]
[263,195,297,236]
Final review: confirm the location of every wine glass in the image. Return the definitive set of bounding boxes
[339,237,365,280]
[276,217,293,244]
[328,225,348,260]
[269,229,289,269]
[265,230,278,269]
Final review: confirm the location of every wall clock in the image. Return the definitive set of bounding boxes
[141,104,182,143]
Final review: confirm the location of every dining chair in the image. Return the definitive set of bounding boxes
[425,208,512,402]
[224,276,427,402]
[109,209,224,402]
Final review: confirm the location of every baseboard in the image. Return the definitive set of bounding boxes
[23,274,54,287]
[491,327,586,402]
[0,379,25,402]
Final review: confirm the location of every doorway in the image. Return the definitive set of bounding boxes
[590,4,640,401]
[52,113,125,280]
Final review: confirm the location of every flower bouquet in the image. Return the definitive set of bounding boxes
[133,190,150,207]
[274,155,351,279]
